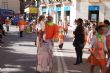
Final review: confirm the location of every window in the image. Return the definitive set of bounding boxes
[2,0,8,9]
[89,0,100,3]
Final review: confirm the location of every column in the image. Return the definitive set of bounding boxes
[70,1,76,30]
[61,4,64,21]
[99,4,105,22]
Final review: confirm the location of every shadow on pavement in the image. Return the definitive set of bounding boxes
[0,47,36,73]
[54,55,99,73]
[0,31,37,73]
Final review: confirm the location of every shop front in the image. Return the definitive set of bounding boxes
[64,6,70,25]
[88,6,100,22]
[56,6,61,24]
[42,7,46,14]
[24,6,38,20]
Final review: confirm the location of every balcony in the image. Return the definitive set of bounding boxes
[89,0,102,3]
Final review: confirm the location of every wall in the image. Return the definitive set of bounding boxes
[8,0,20,13]
[0,0,20,13]
[76,1,89,20]
[0,0,2,8]
[76,0,110,22]
[104,2,110,20]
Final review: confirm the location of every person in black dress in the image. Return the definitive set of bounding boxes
[73,18,85,65]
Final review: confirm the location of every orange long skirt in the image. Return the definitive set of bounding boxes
[87,54,106,68]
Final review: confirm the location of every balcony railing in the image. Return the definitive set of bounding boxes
[89,0,101,3]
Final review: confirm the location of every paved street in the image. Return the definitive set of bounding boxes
[0,26,98,73]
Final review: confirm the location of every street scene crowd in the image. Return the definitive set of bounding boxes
[0,14,110,73]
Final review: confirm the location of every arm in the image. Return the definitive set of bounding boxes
[104,37,108,55]
[53,24,59,41]
[89,35,96,53]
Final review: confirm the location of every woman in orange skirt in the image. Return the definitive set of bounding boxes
[58,20,64,50]
[87,23,108,73]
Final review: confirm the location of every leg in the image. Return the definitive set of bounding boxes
[66,29,68,35]
[105,65,110,73]
[79,48,83,63]
[59,43,63,50]
[20,31,23,37]
[90,65,95,73]
[8,26,9,31]
[0,34,2,43]
[6,26,8,31]
[7,25,9,31]
[36,71,41,73]
[99,66,105,73]
[2,30,5,36]
[74,47,80,65]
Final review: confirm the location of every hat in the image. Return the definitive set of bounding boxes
[104,20,109,25]
[96,22,106,31]
[47,16,53,21]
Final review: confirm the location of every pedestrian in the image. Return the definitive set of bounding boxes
[18,16,26,37]
[58,20,64,50]
[104,20,110,57]
[87,23,108,73]
[36,15,58,73]
[25,18,30,33]
[63,19,68,35]
[5,17,11,32]
[73,18,86,65]
[34,19,38,46]
[13,16,19,26]
[87,24,96,46]
[0,17,4,43]
[32,20,36,33]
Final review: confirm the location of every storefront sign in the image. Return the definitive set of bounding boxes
[29,7,38,13]
[56,7,61,12]
[25,7,38,13]
[64,6,70,11]
[89,6,100,11]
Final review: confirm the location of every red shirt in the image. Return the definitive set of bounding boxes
[45,23,58,40]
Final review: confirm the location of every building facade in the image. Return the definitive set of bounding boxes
[19,0,25,14]
[39,0,110,29]
[0,0,20,14]
[24,0,39,18]
[77,0,110,22]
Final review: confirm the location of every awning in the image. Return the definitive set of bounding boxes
[24,7,38,14]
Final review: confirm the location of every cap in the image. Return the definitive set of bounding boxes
[47,16,53,21]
